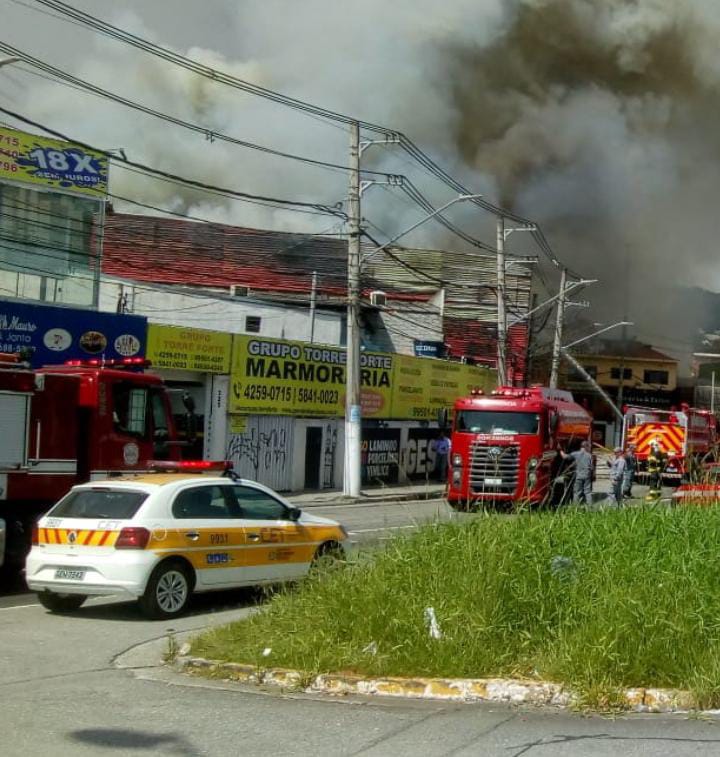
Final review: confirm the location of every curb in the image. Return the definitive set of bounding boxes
[295,492,446,508]
[177,656,696,712]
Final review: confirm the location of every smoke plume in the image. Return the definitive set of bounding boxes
[5,0,720,361]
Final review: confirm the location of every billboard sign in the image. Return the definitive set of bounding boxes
[146,324,232,374]
[230,335,393,418]
[0,126,108,197]
[0,298,145,367]
[230,334,493,419]
[361,428,400,485]
[413,340,445,358]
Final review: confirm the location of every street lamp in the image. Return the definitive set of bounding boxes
[0,57,19,68]
[507,278,597,327]
[361,194,484,264]
[563,321,634,350]
[344,192,483,497]
[558,321,634,424]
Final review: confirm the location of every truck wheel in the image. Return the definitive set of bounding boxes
[37,592,87,613]
[139,560,193,619]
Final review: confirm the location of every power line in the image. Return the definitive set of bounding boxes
[0,107,347,219]
[21,0,577,276]
[26,0,393,135]
[0,41,393,179]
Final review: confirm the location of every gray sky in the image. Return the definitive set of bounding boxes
[3,0,720,361]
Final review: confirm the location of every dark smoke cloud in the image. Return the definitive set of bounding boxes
[446,0,720,359]
[4,0,720,364]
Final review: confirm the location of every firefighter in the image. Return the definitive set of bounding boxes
[645,439,666,502]
[623,444,637,498]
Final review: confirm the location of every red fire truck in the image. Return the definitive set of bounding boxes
[0,355,183,570]
[447,386,592,509]
[622,405,718,483]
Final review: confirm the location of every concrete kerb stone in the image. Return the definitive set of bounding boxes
[291,491,445,508]
[176,656,697,712]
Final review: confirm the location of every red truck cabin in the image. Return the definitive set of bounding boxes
[448,386,592,508]
[40,364,180,474]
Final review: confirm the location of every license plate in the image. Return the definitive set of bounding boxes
[484,477,503,486]
[55,568,85,581]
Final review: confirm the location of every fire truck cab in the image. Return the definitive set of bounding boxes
[622,405,718,483]
[447,386,592,509]
[0,356,180,569]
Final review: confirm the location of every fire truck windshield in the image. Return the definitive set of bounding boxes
[455,411,540,435]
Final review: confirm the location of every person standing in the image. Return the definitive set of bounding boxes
[645,439,666,502]
[608,447,627,505]
[623,444,637,499]
[432,430,451,483]
[561,441,594,505]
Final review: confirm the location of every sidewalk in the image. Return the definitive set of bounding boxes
[287,480,446,507]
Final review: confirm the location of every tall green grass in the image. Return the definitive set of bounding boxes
[193,506,720,707]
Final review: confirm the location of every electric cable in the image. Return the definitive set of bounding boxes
[0,107,348,219]
[0,41,394,178]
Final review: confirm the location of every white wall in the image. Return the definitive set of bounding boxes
[98,276,344,345]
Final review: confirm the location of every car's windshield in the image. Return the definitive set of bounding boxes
[50,489,148,519]
[455,410,540,435]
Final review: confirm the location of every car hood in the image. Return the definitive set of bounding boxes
[298,511,342,528]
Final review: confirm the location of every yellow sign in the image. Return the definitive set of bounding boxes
[0,126,108,197]
[230,334,493,419]
[228,415,248,434]
[392,355,493,420]
[230,335,392,417]
[147,324,232,373]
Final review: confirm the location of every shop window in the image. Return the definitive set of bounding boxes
[245,316,261,333]
[610,367,632,380]
[644,369,669,385]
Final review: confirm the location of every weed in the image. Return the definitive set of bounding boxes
[191,506,720,708]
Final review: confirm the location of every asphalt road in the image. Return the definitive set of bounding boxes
[0,497,452,606]
[4,493,707,757]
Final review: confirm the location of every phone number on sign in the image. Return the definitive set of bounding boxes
[297,388,339,405]
[242,384,293,402]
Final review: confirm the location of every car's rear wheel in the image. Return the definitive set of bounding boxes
[139,560,192,619]
[37,592,87,613]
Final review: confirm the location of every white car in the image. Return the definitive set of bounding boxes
[26,470,348,618]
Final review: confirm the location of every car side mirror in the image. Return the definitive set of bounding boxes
[287,506,302,522]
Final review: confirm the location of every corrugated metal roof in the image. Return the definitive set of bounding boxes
[101,212,533,375]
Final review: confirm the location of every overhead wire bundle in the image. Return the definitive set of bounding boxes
[0,0,577,360]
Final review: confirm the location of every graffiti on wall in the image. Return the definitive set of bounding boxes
[225,416,294,491]
[226,427,289,471]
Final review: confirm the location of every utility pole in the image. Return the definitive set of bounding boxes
[496,216,507,386]
[549,267,567,388]
[309,270,317,343]
[344,121,362,497]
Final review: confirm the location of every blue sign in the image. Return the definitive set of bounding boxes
[413,340,445,359]
[0,299,146,368]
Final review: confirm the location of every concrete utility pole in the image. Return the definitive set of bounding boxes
[344,121,362,497]
[496,217,507,386]
[549,267,567,388]
[309,270,317,343]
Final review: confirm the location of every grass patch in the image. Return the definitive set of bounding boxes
[192,506,720,707]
